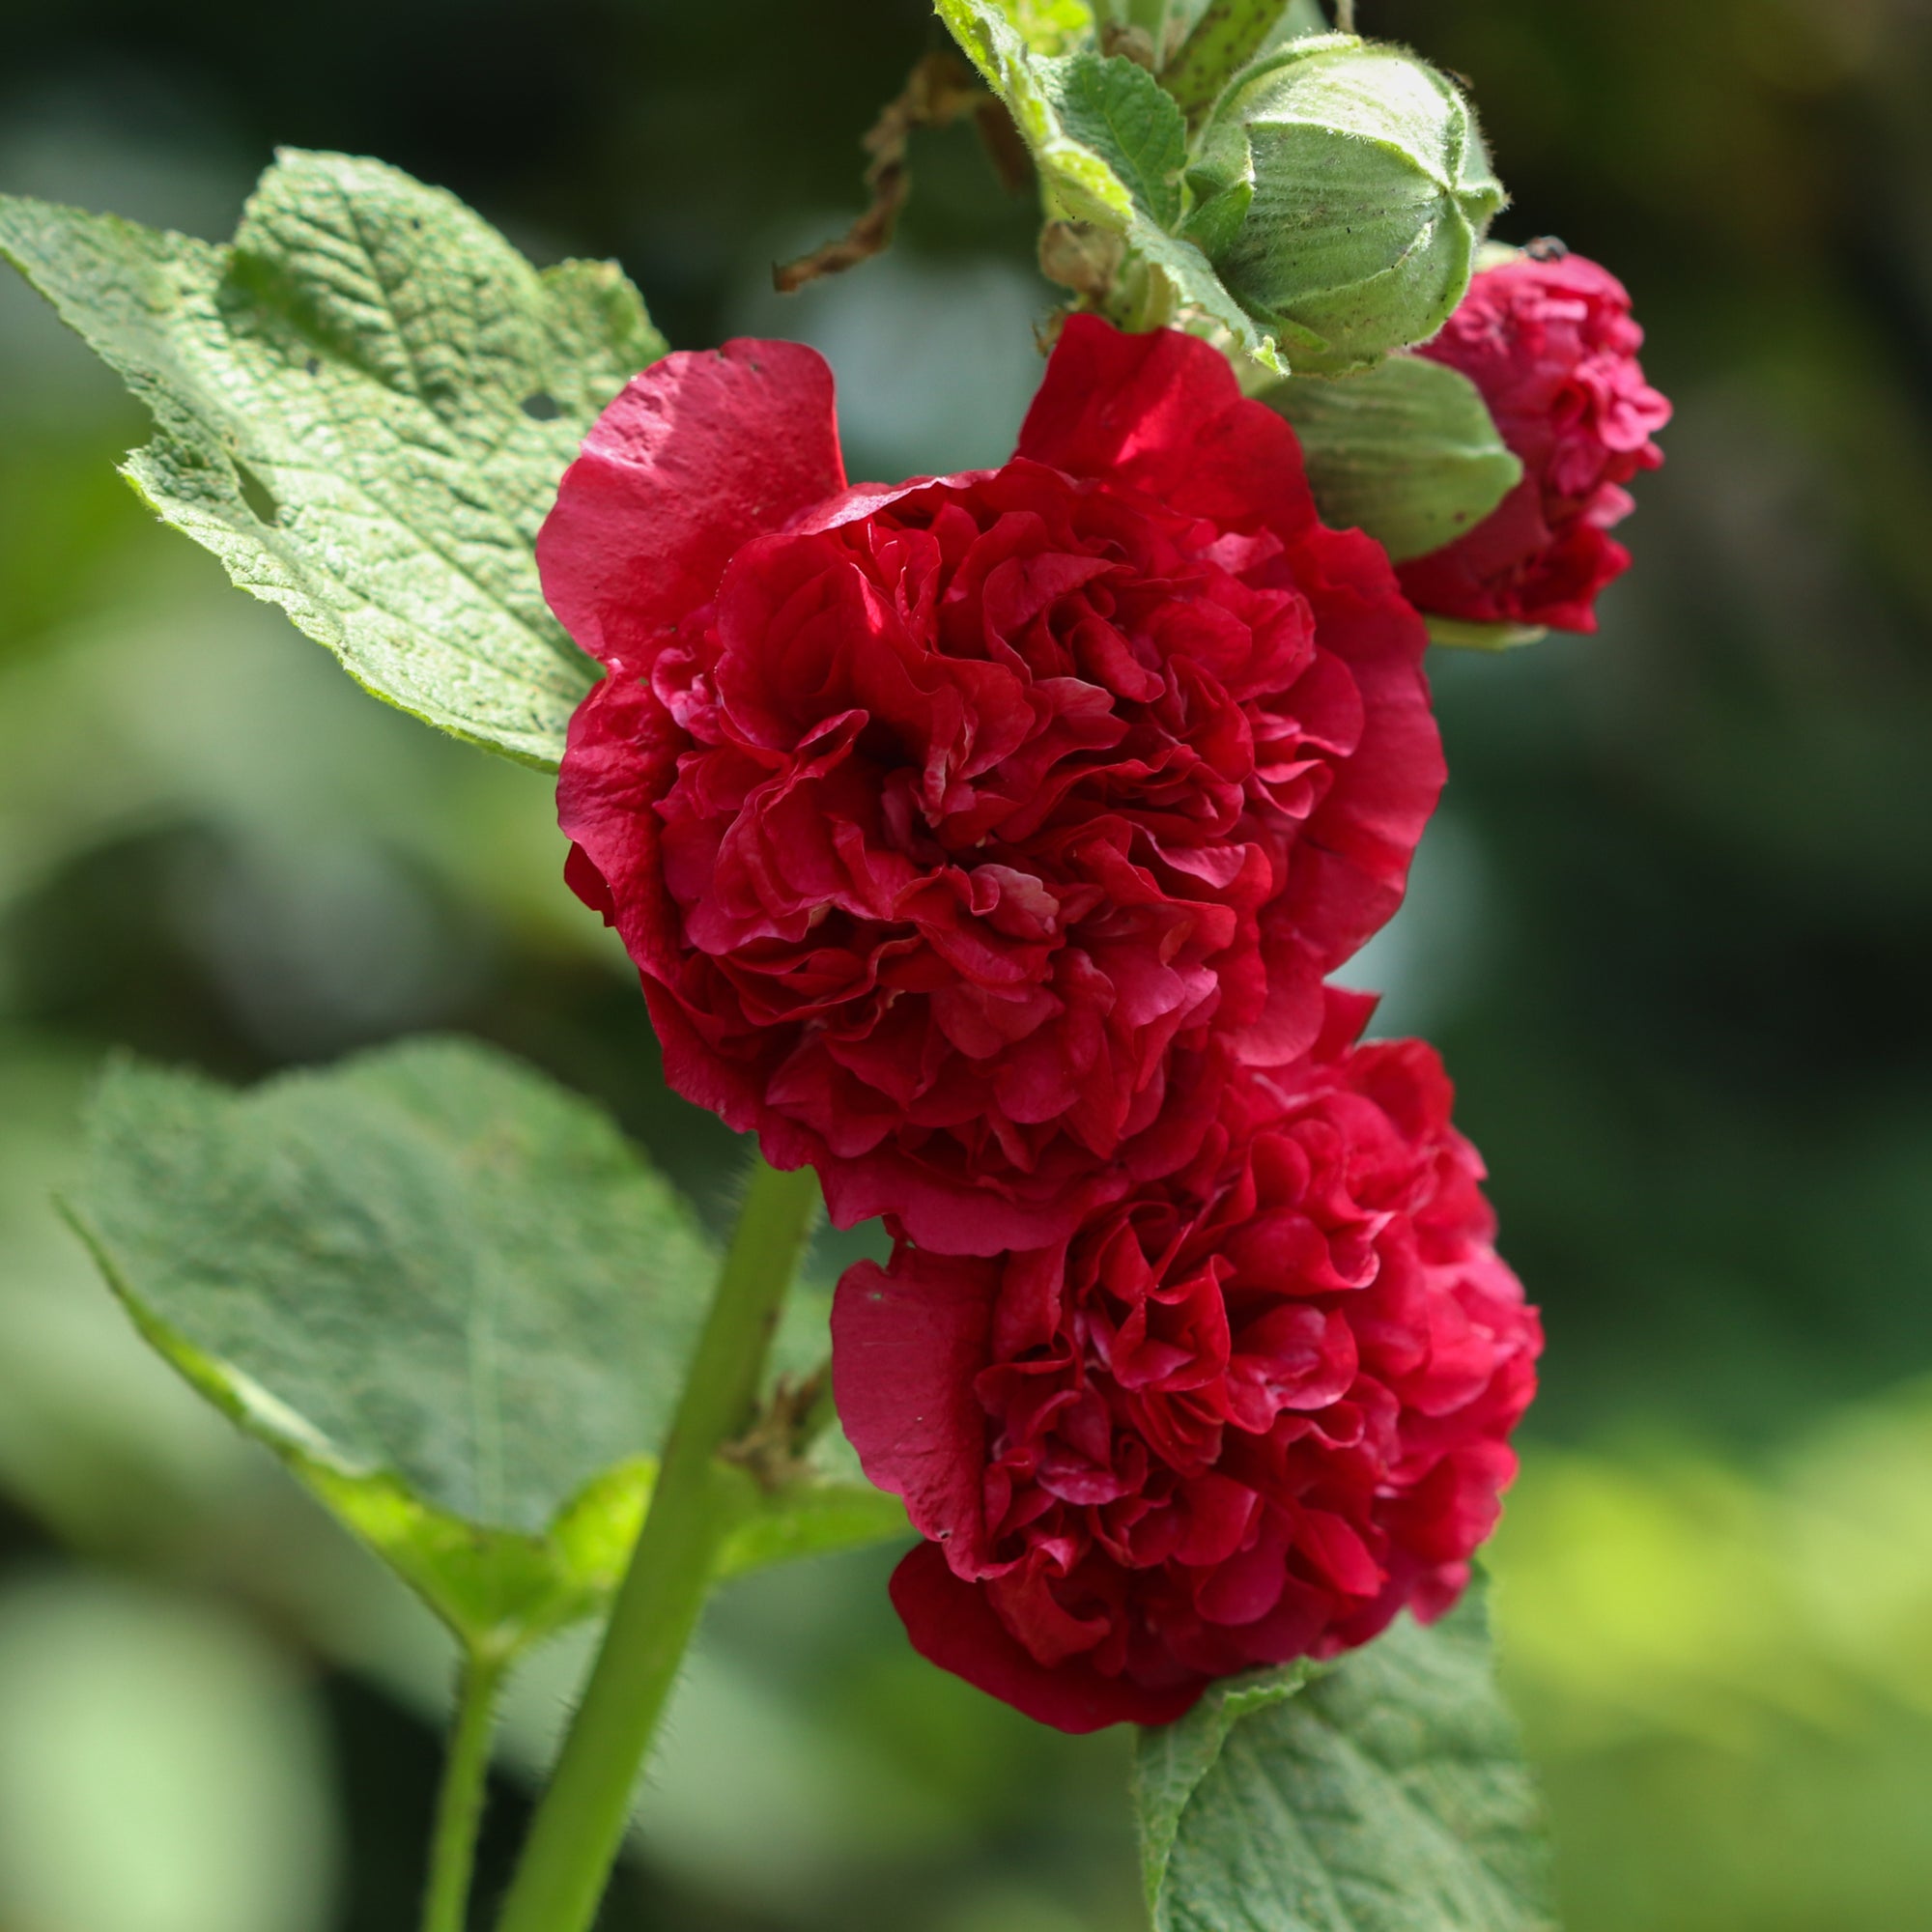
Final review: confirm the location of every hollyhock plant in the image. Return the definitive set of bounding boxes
[1399,248,1672,633]
[543,315,1444,1256]
[832,993,1541,1731]
[13,0,1648,1911]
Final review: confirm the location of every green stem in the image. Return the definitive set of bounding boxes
[421,1653,505,1932]
[493,1155,821,1932]
[1163,0,1295,122]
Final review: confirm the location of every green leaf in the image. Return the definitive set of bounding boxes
[1136,1584,1559,1932]
[1134,1659,1321,1911]
[1262,354,1521,561]
[1039,49,1187,229]
[936,3,1282,367]
[60,1041,900,1658]
[0,151,665,771]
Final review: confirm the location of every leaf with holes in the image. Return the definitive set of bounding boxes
[1136,1583,1559,1932]
[0,151,664,769]
[60,1040,903,1660]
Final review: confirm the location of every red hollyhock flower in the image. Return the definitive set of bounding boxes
[542,317,1443,1256]
[1400,250,1671,634]
[832,994,1540,1731]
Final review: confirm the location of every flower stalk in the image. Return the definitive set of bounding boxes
[494,1155,821,1932]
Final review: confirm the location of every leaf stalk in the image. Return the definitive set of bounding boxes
[420,1652,506,1932]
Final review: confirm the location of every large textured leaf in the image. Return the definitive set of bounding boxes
[0,151,664,769]
[936,4,1282,367]
[1263,355,1521,561]
[61,1042,901,1656]
[1137,1585,1559,1932]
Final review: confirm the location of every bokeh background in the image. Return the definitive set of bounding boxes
[5,1,1932,1926]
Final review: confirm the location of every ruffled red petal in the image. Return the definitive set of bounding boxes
[1017,313,1318,544]
[538,339,845,668]
[890,1543,1205,1732]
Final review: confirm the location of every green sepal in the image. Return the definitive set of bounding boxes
[0,151,665,771]
[1178,171,1252,261]
[1428,615,1551,652]
[1262,354,1521,562]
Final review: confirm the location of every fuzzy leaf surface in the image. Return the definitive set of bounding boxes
[0,150,664,769]
[1137,1585,1558,1932]
[1039,50,1187,229]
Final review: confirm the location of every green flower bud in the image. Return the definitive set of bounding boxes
[1184,34,1506,371]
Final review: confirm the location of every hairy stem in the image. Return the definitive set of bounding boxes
[421,1653,504,1932]
[1164,0,1299,121]
[493,1156,821,1932]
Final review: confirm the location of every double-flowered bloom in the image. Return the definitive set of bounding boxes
[541,308,1585,1728]
[833,993,1539,1730]
[1401,249,1672,633]
[545,317,1443,1255]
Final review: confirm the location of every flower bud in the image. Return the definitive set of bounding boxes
[1184,35,1506,371]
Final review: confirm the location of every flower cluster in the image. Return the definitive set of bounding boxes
[545,318,1442,1255]
[833,994,1540,1731]
[1400,249,1672,632]
[540,307,1602,1729]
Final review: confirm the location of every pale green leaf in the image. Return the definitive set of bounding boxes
[1263,354,1521,561]
[1138,1584,1559,1932]
[0,150,665,770]
[60,1041,902,1656]
[997,0,1097,52]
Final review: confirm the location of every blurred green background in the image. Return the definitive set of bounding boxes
[4,1,1932,1926]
